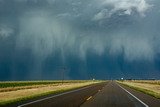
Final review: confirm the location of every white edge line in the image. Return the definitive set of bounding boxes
[116,83,149,107]
[17,85,93,107]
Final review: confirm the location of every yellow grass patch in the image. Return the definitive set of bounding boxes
[119,80,160,98]
[0,81,100,105]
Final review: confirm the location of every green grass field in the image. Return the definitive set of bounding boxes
[0,80,96,88]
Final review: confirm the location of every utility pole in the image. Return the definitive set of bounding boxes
[60,67,67,84]
[61,67,64,84]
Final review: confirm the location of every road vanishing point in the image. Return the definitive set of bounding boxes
[5,81,160,107]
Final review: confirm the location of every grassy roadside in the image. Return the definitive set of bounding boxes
[0,80,97,88]
[0,80,104,106]
[0,88,70,106]
[0,80,98,92]
[117,81,160,99]
[129,80,160,85]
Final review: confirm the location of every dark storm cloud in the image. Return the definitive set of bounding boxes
[0,0,160,80]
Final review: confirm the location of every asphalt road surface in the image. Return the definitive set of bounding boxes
[8,82,107,107]
[81,81,160,107]
[4,81,160,107]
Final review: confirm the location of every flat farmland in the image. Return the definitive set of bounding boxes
[0,80,102,106]
[1,81,160,107]
[119,80,160,99]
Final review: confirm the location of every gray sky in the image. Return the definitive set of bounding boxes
[0,0,160,80]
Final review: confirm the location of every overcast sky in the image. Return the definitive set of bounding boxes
[0,0,160,80]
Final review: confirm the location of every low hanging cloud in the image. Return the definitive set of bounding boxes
[0,0,157,63]
[0,0,160,80]
[13,0,156,63]
[16,10,70,60]
[0,25,14,38]
[109,35,154,61]
[16,10,104,61]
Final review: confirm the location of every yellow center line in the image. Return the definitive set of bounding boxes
[86,96,92,101]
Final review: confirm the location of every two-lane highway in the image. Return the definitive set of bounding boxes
[5,81,160,107]
[81,81,148,107]
[81,81,160,107]
[11,82,107,107]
